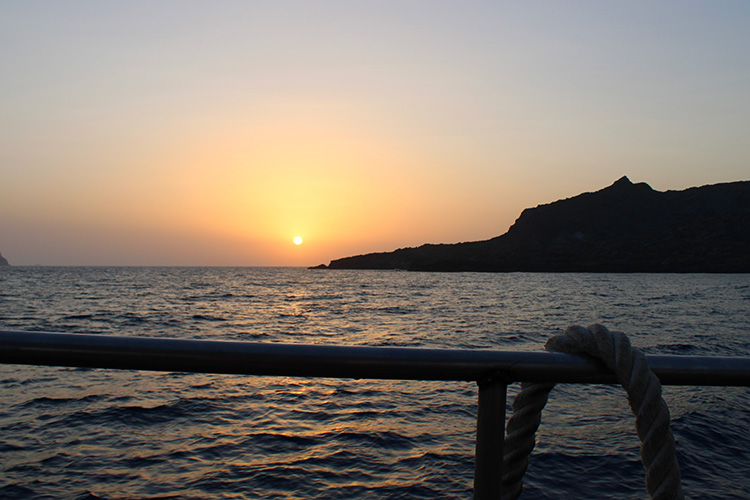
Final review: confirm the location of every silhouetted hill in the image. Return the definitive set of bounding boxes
[319,177,750,273]
[0,252,9,266]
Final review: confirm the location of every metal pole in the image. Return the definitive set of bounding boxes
[2,330,750,386]
[474,374,507,500]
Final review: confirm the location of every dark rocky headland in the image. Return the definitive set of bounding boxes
[0,252,9,267]
[315,176,750,273]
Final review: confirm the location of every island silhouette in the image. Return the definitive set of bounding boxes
[0,252,9,267]
[314,176,750,273]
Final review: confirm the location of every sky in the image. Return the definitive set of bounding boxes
[2,1,749,266]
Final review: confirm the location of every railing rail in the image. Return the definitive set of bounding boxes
[2,330,750,499]
[2,330,749,385]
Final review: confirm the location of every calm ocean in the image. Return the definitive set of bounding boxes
[1,267,748,499]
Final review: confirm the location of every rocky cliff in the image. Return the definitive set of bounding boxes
[320,176,750,273]
[0,252,9,266]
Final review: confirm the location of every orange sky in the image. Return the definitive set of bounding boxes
[2,2,749,266]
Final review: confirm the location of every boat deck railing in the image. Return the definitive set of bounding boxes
[2,330,750,499]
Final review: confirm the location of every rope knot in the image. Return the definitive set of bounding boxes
[501,324,684,500]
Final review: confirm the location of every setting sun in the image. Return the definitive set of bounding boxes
[293,236,303,245]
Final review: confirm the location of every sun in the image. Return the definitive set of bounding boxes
[293,236,303,245]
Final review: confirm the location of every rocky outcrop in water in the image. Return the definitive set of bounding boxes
[0,252,9,266]
[317,176,750,273]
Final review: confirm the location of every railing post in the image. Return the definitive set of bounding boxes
[473,374,507,500]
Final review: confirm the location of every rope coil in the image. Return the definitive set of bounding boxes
[502,324,684,500]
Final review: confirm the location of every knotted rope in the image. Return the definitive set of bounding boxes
[501,324,683,500]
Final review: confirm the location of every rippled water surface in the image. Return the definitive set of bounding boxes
[1,267,749,499]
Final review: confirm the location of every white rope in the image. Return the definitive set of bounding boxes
[501,324,684,500]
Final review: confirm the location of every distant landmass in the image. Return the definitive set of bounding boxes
[0,252,9,266]
[314,176,750,273]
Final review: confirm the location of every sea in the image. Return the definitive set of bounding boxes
[1,267,748,500]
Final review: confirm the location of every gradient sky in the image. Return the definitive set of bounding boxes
[2,1,749,266]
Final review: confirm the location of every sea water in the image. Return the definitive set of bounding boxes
[0,267,748,499]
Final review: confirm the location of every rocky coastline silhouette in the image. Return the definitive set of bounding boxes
[314,176,750,273]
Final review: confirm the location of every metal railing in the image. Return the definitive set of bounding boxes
[2,330,750,499]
